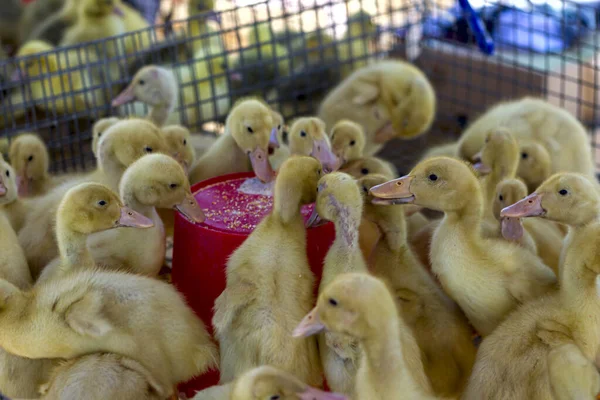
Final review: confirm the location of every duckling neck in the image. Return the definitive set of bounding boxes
[56,222,96,270]
[148,104,173,127]
[373,206,407,252]
[326,213,362,272]
[273,185,304,225]
[442,195,484,240]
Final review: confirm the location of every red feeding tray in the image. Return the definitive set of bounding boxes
[172,172,335,397]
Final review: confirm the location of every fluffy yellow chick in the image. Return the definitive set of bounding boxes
[294,273,437,400]
[188,98,276,184]
[457,97,595,188]
[92,117,121,156]
[0,266,218,397]
[212,156,323,387]
[8,133,68,198]
[319,60,436,156]
[288,117,339,173]
[38,353,164,400]
[464,173,600,399]
[516,140,553,193]
[370,157,557,336]
[310,172,368,396]
[330,119,366,167]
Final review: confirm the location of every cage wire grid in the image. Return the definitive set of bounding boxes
[1,0,599,173]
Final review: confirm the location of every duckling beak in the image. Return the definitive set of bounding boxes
[501,193,546,218]
[306,206,322,228]
[297,387,348,400]
[369,175,415,204]
[311,139,339,174]
[15,175,29,198]
[249,146,275,183]
[172,153,189,174]
[501,217,524,241]
[113,6,124,17]
[373,122,396,144]
[111,85,136,107]
[269,127,280,150]
[0,180,6,196]
[117,207,154,228]
[472,152,491,174]
[293,307,325,337]
[174,193,205,224]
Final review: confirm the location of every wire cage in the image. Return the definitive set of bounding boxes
[1,0,599,173]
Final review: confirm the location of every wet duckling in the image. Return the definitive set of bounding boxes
[87,154,203,276]
[311,172,367,396]
[92,117,120,157]
[288,117,339,173]
[294,273,437,400]
[361,174,475,396]
[330,120,366,167]
[0,268,218,396]
[464,173,600,399]
[39,353,164,400]
[189,98,276,184]
[213,156,323,386]
[370,157,557,336]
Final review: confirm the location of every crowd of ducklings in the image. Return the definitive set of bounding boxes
[0,51,598,400]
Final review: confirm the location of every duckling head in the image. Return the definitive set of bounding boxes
[516,141,552,193]
[308,172,362,234]
[82,0,124,17]
[0,158,18,206]
[472,128,519,177]
[274,156,322,223]
[92,117,120,156]
[98,119,167,171]
[330,120,365,166]
[120,154,205,224]
[339,156,397,180]
[233,365,347,400]
[228,99,276,183]
[501,172,600,227]
[288,117,339,173]
[369,156,479,212]
[8,133,49,197]
[161,125,196,174]
[294,272,396,339]
[58,182,154,235]
[111,66,177,109]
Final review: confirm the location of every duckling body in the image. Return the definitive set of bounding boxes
[464,173,600,399]
[313,172,367,396]
[370,157,557,336]
[361,174,475,396]
[213,156,323,387]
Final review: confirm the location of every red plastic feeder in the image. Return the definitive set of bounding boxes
[172,172,335,397]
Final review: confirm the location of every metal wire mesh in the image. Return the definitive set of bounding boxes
[1,0,600,173]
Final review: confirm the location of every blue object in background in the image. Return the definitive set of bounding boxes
[122,0,162,24]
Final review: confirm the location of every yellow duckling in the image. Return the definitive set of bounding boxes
[91,117,120,157]
[161,125,196,175]
[288,117,339,173]
[319,60,436,156]
[370,157,557,336]
[8,133,68,198]
[189,98,276,184]
[0,270,218,397]
[212,156,323,387]
[310,172,368,396]
[360,174,475,396]
[294,273,438,400]
[457,97,595,188]
[0,155,30,233]
[516,140,553,193]
[330,120,366,168]
[464,173,600,399]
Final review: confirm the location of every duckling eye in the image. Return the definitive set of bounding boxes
[138,79,145,86]
[98,200,107,206]
[317,169,321,175]
[329,298,338,306]
[521,152,528,159]
[27,155,34,162]
[247,127,253,134]
[300,130,307,137]
[269,396,280,400]
[499,194,504,201]
[559,189,568,196]
[183,139,187,145]
[362,185,368,193]
[277,124,281,130]
[145,146,153,153]
[350,140,356,146]
[5,170,9,177]
[361,168,369,175]
[169,183,178,189]
[429,174,438,181]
